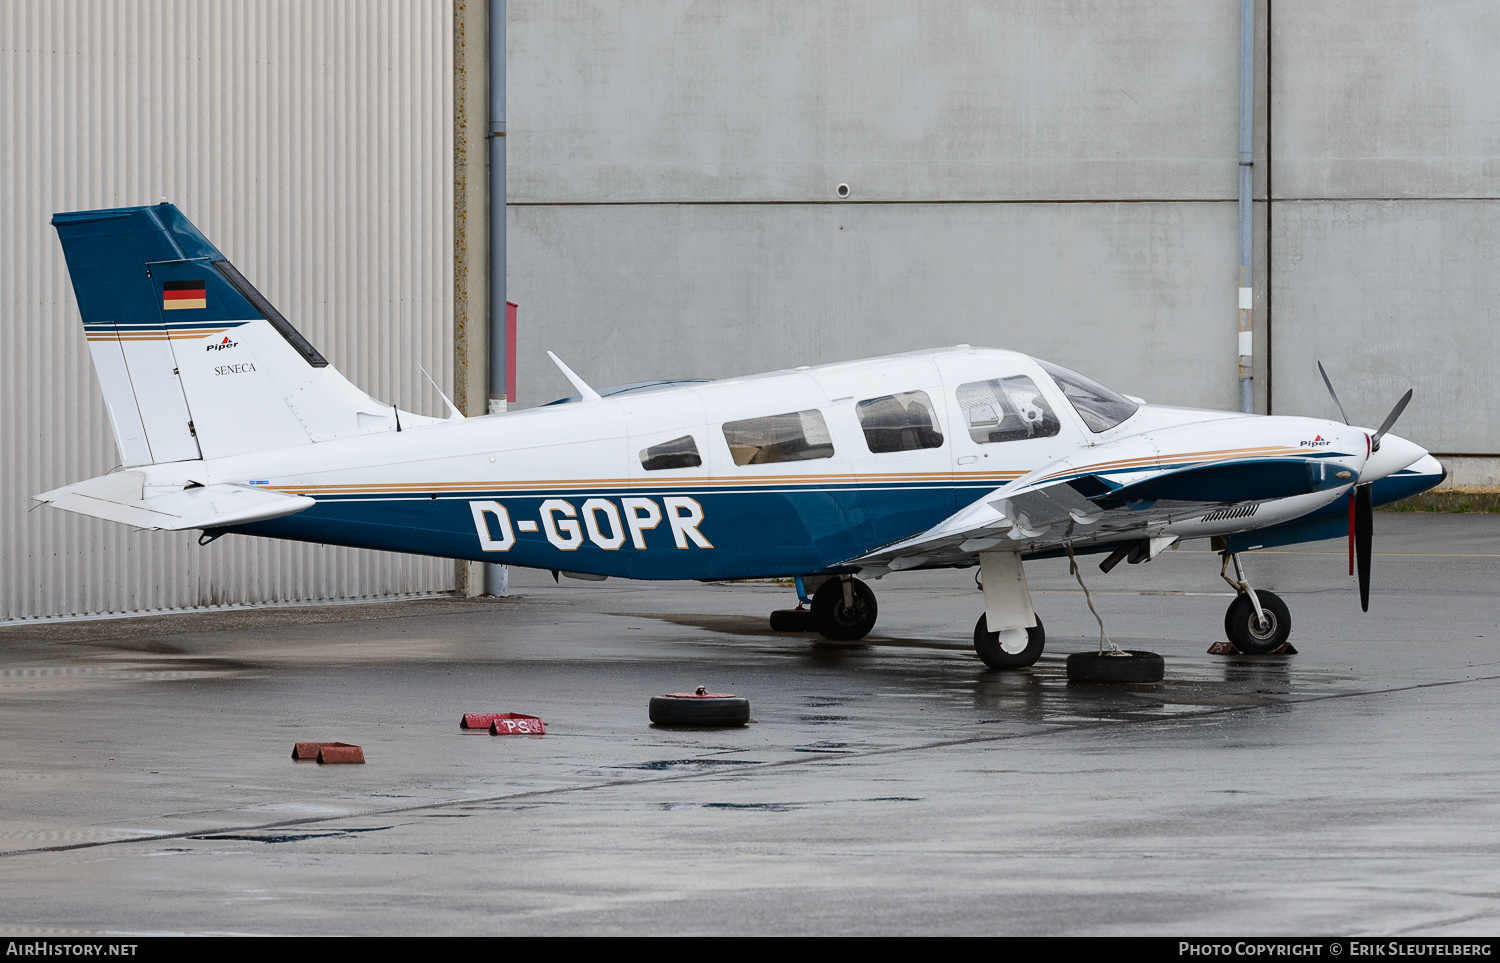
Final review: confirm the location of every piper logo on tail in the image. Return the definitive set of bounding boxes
[206,336,237,352]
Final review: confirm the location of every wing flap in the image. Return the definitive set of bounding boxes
[36,472,314,531]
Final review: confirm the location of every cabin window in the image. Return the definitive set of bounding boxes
[722,410,835,465]
[1038,361,1138,432]
[957,376,1062,443]
[640,435,702,471]
[856,390,945,453]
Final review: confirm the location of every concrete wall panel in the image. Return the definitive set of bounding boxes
[1270,200,1500,453]
[1273,1,1500,199]
[510,200,1264,412]
[511,0,1252,203]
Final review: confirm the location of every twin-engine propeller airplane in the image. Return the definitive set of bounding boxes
[39,203,1445,669]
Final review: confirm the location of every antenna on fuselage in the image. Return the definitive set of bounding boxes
[418,364,465,420]
[546,351,602,402]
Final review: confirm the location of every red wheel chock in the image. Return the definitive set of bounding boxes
[292,742,365,763]
[1207,641,1297,655]
[461,712,546,734]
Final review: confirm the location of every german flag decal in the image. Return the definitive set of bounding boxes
[162,280,207,310]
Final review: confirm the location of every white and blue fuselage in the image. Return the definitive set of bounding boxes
[122,347,1442,580]
[39,203,1444,590]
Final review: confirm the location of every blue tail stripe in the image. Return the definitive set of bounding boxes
[52,203,258,329]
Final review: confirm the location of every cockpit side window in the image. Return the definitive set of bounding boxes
[957,376,1062,444]
[1038,361,1139,433]
[640,435,702,471]
[856,390,945,453]
[722,410,835,466]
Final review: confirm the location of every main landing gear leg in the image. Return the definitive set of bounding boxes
[1219,552,1293,655]
[811,576,878,642]
[972,552,1045,669]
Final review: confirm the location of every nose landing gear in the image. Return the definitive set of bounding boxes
[1220,552,1292,654]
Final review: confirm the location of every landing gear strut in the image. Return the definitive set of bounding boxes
[1220,552,1292,654]
[972,551,1047,671]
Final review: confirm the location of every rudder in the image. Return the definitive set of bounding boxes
[53,203,434,466]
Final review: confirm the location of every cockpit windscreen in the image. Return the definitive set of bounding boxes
[1038,361,1139,433]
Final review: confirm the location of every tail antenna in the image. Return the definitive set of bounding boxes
[418,364,465,420]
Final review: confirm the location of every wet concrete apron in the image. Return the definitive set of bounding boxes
[1,515,1497,936]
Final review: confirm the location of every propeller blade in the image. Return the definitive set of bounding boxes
[1370,388,1413,452]
[1317,361,1351,425]
[1347,491,1355,577]
[1355,483,1373,611]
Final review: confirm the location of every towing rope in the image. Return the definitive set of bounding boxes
[1065,540,1124,657]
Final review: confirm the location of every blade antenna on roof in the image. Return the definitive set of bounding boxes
[547,351,602,402]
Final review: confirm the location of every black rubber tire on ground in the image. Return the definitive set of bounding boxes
[1223,590,1292,655]
[811,578,878,642]
[1066,650,1165,683]
[769,608,815,632]
[649,694,750,728]
[973,613,1046,669]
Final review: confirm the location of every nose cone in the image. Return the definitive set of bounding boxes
[1363,433,1428,483]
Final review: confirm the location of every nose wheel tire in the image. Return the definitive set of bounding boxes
[1224,590,1292,654]
[973,613,1046,669]
[811,578,878,641]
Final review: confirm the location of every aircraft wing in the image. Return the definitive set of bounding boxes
[852,440,1357,573]
[35,472,315,532]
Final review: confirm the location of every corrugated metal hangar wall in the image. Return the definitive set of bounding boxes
[4,1,1497,620]
[1,1,455,619]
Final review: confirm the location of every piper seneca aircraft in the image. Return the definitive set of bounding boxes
[39,203,1445,671]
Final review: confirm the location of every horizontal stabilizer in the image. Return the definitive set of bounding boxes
[35,472,314,531]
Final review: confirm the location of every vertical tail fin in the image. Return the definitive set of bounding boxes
[52,203,437,466]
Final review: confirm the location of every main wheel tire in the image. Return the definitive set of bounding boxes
[649,692,750,728]
[1223,590,1291,655]
[769,608,815,632]
[1066,650,1165,683]
[811,578,878,642]
[973,613,1046,669]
